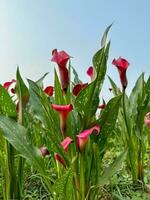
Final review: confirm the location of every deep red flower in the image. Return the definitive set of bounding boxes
[51,49,70,68]
[145,112,150,128]
[44,86,54,96]
[98,103,106,109]
[61,137,73,152]
[112,57,129,89]
[87,66,94,81]
[3,79,16,93]
[39,146,50,157]
[51,104,73,137]
[54,153,66,167]
[51,49,71,93]
[73,83,88,96]
[77,125,100,151]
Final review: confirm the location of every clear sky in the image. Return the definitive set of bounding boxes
[0,0,150,100]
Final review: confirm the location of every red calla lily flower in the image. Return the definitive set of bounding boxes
[51,104,73,137]
[3,79,16,94]
[51,49,70,68]
[77,125,100,151]
[54,153,66,167]
[145,112,150,128]
[61,137,73,152]
[73,83,88,96]
[44,86,54,96]
[112,57,129,89]
[87,66,94,81]
[51,49,70,93]
[39,146,50,157]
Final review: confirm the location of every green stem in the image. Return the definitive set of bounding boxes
[138,138,144,182]
[80,153,85,200]
[122,90,137,181]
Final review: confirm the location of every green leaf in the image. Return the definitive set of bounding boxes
[0,85,17,117]
[54,70,66,104]
[36,72,49,88]
[108,76,121,96]
[97,95,122,156]
[75,42,110,127]
[71,65,82,84]
[98,151,127,186]
[101,23,112,47]
[0,115,46,175]
[16,67,29,108]
[53,168,74,199]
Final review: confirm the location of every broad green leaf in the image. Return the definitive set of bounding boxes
[129,73,144,116]
[0,115,46,175]
[98,151,127,186]
[0,84,16,117]
[97,95,122,156]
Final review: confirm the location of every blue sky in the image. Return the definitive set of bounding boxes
[0,0,150,100]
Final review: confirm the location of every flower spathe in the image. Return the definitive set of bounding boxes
[77,125,100,151]
[112,57,129,89]
[44,86,54,96]
[51,104,73,137]
[3,79,16,94]
[145,112,150,128]
[51,49,70,92]
[87,66,94,81]
[51,49,70,68]
[54,153,66,167]
[61,137,73,152]
[73,83,88,96]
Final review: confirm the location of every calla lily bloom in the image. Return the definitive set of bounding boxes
[54,153,66,167]
[77,125,100,151]
[61,137,73,152]
[145,112,150,128]
[87,66,94,81]
[73,83,88,96]
[3,79,16,93]
[51,104,73,137]
[51,49,70,93]
[51,49,71,68]
[44,86,54,96]
[112,57,129,89]
[39,146,50,157]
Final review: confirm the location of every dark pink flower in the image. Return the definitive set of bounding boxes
[51,104,73,137]
[44,86,54,96]
[145,112,150,128]
[51,49,70,68]
[54,153,66,167]
[112,57,129,89]
[61,137,73,152]
[51,49,70,93]
[77,125,100,151]
[73,83,88,96]
[39,146,50,157]
[3,79,16,93]
[87,66,94,81]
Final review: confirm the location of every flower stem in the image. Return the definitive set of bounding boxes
[80,153,85,200]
